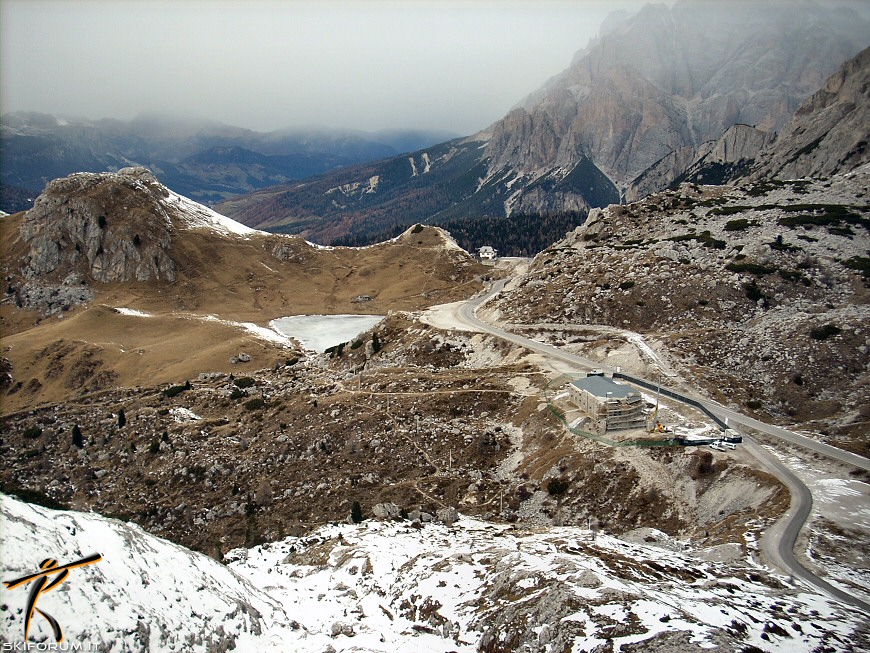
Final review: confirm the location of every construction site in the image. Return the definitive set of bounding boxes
[550,371,726,447]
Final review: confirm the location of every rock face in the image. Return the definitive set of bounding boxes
[21,167,177,284]
[628,124,776,201]
[485,1,869,200]
[750,45,870,180]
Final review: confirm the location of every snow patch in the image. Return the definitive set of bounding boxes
[199,315,294,346]
[114,307,152,317]
[163,189,259,236]
[270,314,385,352]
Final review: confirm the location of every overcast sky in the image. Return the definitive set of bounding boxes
[0,0,664,135]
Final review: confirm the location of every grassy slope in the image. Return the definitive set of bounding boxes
[1,221,486,414]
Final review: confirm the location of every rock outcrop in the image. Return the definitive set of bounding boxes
[750,45,870,180]
[21,167,177,284]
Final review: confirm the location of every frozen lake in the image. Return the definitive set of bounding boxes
[269,315,385,353]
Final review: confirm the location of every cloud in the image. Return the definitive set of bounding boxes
[1,0,658,134]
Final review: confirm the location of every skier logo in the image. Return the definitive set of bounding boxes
[3,553,102,643]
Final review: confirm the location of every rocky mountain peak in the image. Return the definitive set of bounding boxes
[20,167,177,285]
[484,1,869,199]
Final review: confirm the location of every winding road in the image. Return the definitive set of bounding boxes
[453,279,870,613]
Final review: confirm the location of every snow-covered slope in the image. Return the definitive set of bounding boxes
[163,186,259,237]
[229,518,866,653]
[0,494,297,651]
[3,495,867,652]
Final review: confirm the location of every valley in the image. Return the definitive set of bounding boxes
[2,2,869,651]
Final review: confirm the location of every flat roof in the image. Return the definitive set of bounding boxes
[570,376,637,399]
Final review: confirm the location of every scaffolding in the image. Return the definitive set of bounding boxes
[568,373,646,432]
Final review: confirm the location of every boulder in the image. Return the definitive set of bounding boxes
[371,502,401,520]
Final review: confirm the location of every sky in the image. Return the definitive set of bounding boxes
[0,0,664,135]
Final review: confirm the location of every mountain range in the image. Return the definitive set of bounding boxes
[214,0,870,253]
[0,111,457,212]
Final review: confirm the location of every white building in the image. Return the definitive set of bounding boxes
[568,372,646,431]
[478,245,498,261]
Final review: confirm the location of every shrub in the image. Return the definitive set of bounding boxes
[724,218,754,231]
[163,381,191,398]
[547,478,569,496]
[117,408,126,428]
[767,235,801,252]
[411,224,424,234]
[669,230,726,249]
[351,339,363,350]
[372,333,382,353]
[23,426,42,439]
[843,256,870,278]
[234,377,255,389]
[711,205,752,216]
[809,324,841,341]
[744,280,764,302]
[619,281,635,290]
[244,398,265,411]
[727,261,776,275]
[149,440,160,454]
[229,387,245,400]
[97,215,106,229]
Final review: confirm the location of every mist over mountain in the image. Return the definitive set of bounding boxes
[215,0,869,254]
[0,112,457,211]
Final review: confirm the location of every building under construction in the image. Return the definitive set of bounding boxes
[568,372,646,432]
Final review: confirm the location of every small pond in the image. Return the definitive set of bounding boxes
[269,314,385,353]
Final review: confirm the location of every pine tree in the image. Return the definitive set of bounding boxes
[72,425,83,448]
[351,501,363,524]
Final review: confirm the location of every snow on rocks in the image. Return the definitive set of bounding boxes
[227,516,869,653]
[2,495,867,652]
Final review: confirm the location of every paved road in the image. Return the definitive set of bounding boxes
[456,280,870,613]
[462,281,870,472]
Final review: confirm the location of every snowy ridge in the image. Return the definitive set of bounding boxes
[162,188,259,236]
[0,494,296,651]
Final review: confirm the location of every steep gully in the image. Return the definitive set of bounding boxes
[454,279,870,614]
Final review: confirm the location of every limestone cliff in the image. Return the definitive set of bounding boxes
[750,45,870,180]
[627,124,775,201]
[484,0,869,202]
[21,167,177,284]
